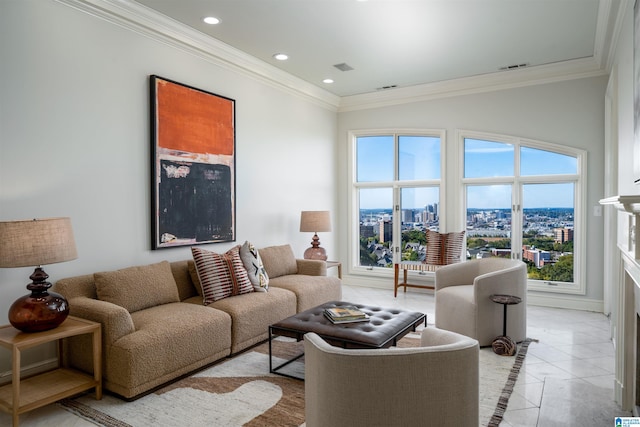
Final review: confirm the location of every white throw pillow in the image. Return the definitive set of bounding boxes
[239,241,269,292]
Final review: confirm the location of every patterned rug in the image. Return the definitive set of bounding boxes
[59,335,536,427]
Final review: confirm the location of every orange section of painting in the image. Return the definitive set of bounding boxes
[156,79,234,156]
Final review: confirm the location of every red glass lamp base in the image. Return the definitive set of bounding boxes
[304,233,328,261]
[8,267,70,333]
[304,246,328,261]
[9,291,69,333]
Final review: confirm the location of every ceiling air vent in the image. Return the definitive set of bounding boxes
[499,63,529,71]
[333,63,354,72]
[376,84,398,91]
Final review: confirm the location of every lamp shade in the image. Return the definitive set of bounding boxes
[300,211,331,233]
[0,217,78,268]
[0,217,77,332]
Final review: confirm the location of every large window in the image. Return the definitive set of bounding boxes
[352,132,443,270]
[462,132,585,294]
[348,130,586,294]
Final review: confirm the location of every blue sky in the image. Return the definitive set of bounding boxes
[357,136,577,209]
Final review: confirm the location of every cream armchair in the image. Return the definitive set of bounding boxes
[304,328,479,427]
[435,258,527,347]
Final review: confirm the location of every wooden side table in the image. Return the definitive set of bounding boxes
[394,261,440,297]
[326,261,342,279]
[0,316,102,427]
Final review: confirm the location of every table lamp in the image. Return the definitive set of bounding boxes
[0,217,78,332]
[300,211,331,260]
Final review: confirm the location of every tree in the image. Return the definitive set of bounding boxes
[402,229,426,245]
[550,254,573,282]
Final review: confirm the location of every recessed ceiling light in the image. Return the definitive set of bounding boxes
[323,79,334,84]
[273,53,289,61]
[203,16,220,25]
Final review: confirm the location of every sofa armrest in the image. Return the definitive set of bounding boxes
[296,259,327,276]
[435,261,480,290]
[473,263,527,305]
[68,297,135,344]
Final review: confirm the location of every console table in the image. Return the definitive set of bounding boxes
[0,316,102,427]
[394,261,440,297]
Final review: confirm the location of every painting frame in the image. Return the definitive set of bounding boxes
[150,75,236,249]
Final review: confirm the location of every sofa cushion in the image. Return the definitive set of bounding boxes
[207,287,296,353]
[191,246,253,304]
[110,302,232,398]
[169,260,199,301]
[187,260,203,297]
[94,261,180,313]
[239,241,269,292]
[259,244,298,278]
[269,275,342,312]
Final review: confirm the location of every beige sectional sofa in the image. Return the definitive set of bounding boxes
[53,244,341,399]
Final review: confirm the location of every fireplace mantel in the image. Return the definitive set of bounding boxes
[600,195,640,260]
[600,195,640,214]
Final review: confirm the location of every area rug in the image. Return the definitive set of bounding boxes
[59,335,536,427]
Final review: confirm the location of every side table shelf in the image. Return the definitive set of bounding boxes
[0,316,102,427]
[326,261,342,279]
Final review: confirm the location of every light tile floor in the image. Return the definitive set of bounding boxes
[1,284,632,426]
[346,285,631,426]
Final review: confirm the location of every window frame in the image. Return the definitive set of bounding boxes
[348,129,446,277]
[458,130,587,295]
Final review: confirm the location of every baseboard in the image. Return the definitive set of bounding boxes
[343,274,604,311]
[0,357,58,386]
[343,273,435,294]
[526,293,604,312]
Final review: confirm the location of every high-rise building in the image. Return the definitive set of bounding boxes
[554,227,574,243]
[379,220,392,243]
[360,224,375,239]
[401,209,414,223]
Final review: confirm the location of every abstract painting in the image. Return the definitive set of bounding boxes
[150,75,235,249]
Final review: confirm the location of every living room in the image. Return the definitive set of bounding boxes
[0,0,637,425]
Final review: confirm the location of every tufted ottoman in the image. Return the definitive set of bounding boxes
[268,300,426,379]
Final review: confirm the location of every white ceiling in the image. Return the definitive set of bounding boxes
[132,0,617,98]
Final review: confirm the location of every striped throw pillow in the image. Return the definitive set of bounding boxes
[424,230,465,265]
[425,230,444,265]
[443,231,465,264]
[191,246,253,304]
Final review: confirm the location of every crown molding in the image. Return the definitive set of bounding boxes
[337,56,608,112]
[56,0,341,111]
[57,0,617,114]
[601,0,631,72]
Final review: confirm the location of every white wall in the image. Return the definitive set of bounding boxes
[0,1,337,373]
[604,1,639,409]
[613,1,638,198]
[337,75,608,305]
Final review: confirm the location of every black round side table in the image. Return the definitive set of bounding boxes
[490,294,522,356]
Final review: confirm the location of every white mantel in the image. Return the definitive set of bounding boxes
[600,195,640,411]
[600,195,640,260]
